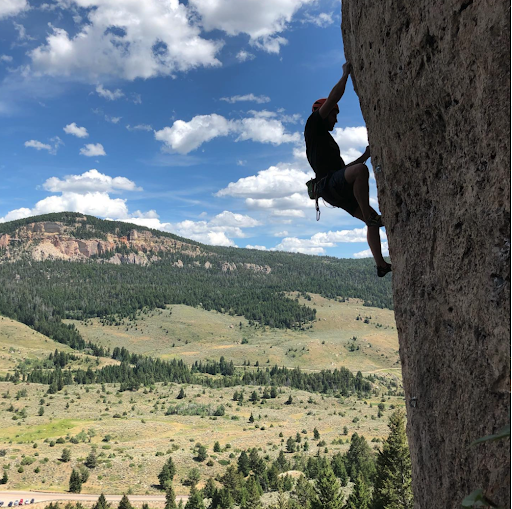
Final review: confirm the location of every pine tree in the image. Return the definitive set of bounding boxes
[61,448,71,462]
[159,456,176,488]
[177,387,185,399]
[241,476,262,509]
[92,494,110,509]
[0,471,8,485]
[69,469,82,493]
[196,445,207,462]
[185,485,205,509]
[311,465,343,509]
[237,450,251,477]
[345,433,375,483]
[203,477,217,500]
[372,410,413,509]
[293,475,314,509]
[85,449,97,468]
[346,472,371,509]
[164,483,177,509]
[118,494,133,509]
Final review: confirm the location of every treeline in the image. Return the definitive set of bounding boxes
[12,349,374,396]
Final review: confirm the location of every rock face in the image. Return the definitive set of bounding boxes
[342,1,510,507]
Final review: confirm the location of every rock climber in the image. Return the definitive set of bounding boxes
[304,62,391,277]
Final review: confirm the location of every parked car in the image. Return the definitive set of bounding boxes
[24,502,30,505]
[0,501,4,507]
[19,500,22,505]
[30,501,35,505]
[7,502,12,507]
[13,501,18,507]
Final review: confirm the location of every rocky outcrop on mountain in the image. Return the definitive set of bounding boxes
[342,1,510,507]
[0,219,273,274]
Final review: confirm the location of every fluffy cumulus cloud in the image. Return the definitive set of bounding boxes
[29,0,223,80]
[42,169,141,193]
[0,170,147,224]
[190,0,314,53]
[0,0,28,19]
[236,50,255,62]
[273,227,368,255]
[353,241,389,259]
[332,126,369,163]
[155,111,300,154]
[220,94,270,104]
[80,143,106,157]
[63,122,89,138]
[125,210,261,247]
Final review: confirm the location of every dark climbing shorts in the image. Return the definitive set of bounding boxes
[318,167,359,216]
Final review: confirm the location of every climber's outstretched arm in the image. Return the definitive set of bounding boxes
[318,62,352,119]
[346,146,371,167]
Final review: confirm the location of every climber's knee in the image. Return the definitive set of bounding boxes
[344,163,369,184]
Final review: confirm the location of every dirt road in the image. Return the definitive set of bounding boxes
[0,491,188,505]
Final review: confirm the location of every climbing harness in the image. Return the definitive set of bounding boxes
[306,177,322,221]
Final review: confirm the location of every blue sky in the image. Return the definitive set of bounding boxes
[0,0,387,259]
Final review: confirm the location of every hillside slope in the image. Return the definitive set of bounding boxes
[342,1,510,507]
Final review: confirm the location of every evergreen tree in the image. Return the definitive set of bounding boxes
[330,453,348,486]
[177,387,186,399]
[0,472,8,485]
[346,472,371,509]
[237,450,251,477]
[313,428,320,440]
[69,469,82,493]
[85,449,97,468]
[164,483,177,509]
[203,478,217,500]
[158,456,177,488]
[286,437,295,453]
[345,433,375,483]
[311,465,343,509]
[241,476,262,509]
[185,485,205,509]
[292,475,314,509]
[92,494,110,509]
[214,441,221,453]
[196,445,207,462]
[118,495,133,509]
[61,448,71,462]
[248,413,254,423]
[372,410,413,509]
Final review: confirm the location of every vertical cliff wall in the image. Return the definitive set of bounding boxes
[341,0,510,507]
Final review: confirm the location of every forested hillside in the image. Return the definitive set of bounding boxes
[0,212,392,352]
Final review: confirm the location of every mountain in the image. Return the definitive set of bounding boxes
[0,212,392,352]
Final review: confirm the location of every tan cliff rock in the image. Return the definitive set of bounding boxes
[342,1,510,507]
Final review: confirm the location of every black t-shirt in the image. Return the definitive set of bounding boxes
[304,110,345,179]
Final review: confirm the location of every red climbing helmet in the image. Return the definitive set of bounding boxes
[312,98,339,113]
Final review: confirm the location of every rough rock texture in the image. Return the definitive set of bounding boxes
[342,1,510,507]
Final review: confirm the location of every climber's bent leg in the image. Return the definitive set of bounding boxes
[344,164,377,224]
[352,206,388,270]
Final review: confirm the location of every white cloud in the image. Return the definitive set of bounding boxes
[353,242,389,259]
[0,207,32,223]
[96,84,124,101]
[217,165,311,199]
[105,115,121,124]
[236,50,255,62]
[220,94,270,104]
[209,210,261,228]
[126,124,153,132]
[24,140,52,152]
[155,112,300,154]
[30,1,223,81]
[332,126,368,163]
[245,244,267,250]
[274,230,288,237]
[0,170,151,224]
[63,122,89,138]
[273,227,369,255]
[302,12,333,27]
[24,137,63,155]
[0,55,13,62]
[0,0,28,19]
[155,114,233,154]
[80,143,106,157]
[42,169,141,193]
[13,22,34,41]
[190,0,314,53]
[271,209,305,217]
